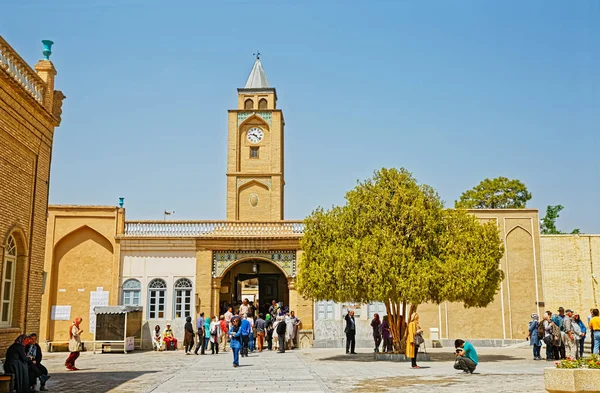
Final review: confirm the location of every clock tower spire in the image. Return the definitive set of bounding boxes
[226,56,285,221]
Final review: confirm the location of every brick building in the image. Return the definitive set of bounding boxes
[0,36,64,355]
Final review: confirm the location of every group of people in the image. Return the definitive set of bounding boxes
[150,299,301,368]
[357,311,479,373]
[527,307,600,360]
[5,333,50,392]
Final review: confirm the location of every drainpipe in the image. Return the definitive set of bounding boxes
[24,155,40,333]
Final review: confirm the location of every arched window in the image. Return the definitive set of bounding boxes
[122,279,141,306]
[1,235,17,325]
[148,278,167,319]
[174,278,193,319]
[244,99,254,110]
[258,98,268,110]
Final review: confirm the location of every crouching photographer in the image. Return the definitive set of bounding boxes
[454,339,478,374]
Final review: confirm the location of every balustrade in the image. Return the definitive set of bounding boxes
[0,36,46,103]
[123,221,305,237]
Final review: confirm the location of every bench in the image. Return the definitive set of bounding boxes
[46,341,87,352]
[0,373,14,393]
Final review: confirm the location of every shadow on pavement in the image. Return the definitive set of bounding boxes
[45,371,157,393]
[319,352,524,363]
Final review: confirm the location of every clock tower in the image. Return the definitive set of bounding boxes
[226,57,285,221]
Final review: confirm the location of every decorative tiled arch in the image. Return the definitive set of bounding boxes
[212,250,296,278]
[237,111,272,126]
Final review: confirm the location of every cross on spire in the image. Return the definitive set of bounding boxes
[253,50,261,60]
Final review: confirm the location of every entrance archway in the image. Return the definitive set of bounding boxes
[218,259,289,316]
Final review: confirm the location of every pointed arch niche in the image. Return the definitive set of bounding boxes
[49,226,114,341]
[237,180,271,221]
[238,115,271,173]
[505,225,536,339]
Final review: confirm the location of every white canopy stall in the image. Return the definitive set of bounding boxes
[92,306,143,353]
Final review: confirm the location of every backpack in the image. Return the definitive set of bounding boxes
[537,321,545,338]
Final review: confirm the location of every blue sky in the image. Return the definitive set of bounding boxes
[3,1,599,232]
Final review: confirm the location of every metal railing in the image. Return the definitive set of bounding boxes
[0,36,45,103]
[123,221,305,237]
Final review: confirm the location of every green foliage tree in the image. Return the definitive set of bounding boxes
[455,177,532,209]
[540,205,581,234]
[298,168,505,352]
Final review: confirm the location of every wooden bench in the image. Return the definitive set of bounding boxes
[0,373,14,393]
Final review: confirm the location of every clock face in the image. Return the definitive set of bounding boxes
[247,127,264,143]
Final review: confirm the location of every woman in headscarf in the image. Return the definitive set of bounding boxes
[265,314,274,351]
[381,315,392,353]
[406,313,423,369]
[5,335,33,393]
[152,325,163,351]
[163,323,177,350]
[203,316,211,354]
[65,316,83,370]
[184,316,195,354]
[285,312,294,350]
[526,313,542,360]
[371,313,382,353]
[210,315,221,354]
[228,316,242,367]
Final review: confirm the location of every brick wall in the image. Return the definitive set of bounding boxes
[540,235,600,313]
[0,40,62,356]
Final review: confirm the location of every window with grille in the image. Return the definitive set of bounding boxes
[250,147,259,158]
[174,278,193,319]
[122,279,141,306]
[367,302,387,319]
[1,235,17,325]
[316,301,335,320]
[148,278,167,319]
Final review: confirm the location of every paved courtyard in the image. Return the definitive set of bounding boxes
[39,346,549,392]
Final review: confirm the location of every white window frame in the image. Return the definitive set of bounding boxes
[173,278,193,319]
[122,279,141,306]
[1,235,17,327]
[315,301,335,320]
[148,278,167,319]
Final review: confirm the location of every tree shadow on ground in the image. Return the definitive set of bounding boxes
[44,371,158,393]
[318,353,524,363]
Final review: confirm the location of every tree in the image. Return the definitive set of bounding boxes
[298,168,505,352]
[540,205,581,234]
[455,177,532,209]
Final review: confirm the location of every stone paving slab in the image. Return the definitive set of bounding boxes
[38,347,548,392]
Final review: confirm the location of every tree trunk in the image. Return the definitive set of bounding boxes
[385,299,406,353]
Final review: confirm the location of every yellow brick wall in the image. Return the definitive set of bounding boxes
[0,41,62,356]
[540,235,600,314]
[40,206,119,343]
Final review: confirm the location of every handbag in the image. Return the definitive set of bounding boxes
[414,332,424,346]
[543,335,552,345]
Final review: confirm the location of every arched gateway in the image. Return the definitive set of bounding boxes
[214,252,297,315]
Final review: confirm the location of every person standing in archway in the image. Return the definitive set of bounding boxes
[265,314,274,350]
[344,311,356,355]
